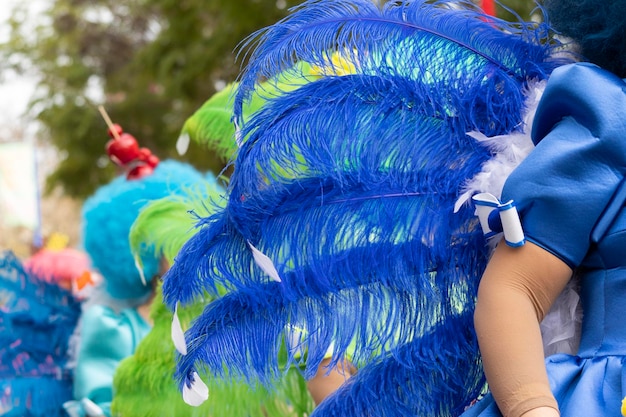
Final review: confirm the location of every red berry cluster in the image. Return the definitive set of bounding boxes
[105,123,160,180]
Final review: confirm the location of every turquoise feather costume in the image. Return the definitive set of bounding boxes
[0,250,81,417]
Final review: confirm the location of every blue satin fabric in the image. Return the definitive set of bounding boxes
[461,63,626,416]
[505,63,626,269]
[72,305,151,416]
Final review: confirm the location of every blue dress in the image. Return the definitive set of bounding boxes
[461,63,626,416]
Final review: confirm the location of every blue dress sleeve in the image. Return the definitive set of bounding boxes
[502,63,626,268]
[72,305,150,417]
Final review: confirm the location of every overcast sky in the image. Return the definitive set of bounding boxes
[0,1,46,128]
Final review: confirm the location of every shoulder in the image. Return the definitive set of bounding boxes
[502,63,626,267]
[80,305,138,344]
[532,63,626,145]
[81,305,117,328]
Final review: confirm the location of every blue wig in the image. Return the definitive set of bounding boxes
[543,0,626,77]
[82,160,207,300]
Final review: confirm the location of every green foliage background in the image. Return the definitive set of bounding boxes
[1,0,538,198]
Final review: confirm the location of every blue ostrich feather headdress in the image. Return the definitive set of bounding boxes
[162,0,570,414]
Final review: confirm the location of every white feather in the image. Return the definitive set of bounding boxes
[172,303,188,355]
[247,240,281,282]
[455,79,546,211]
[176,132,190,155]
[62,401,82,417]
[134,256,147,287]
[234,119,243,147]
[81,398,105,417]
[182,371,209,406]
[457,79,582,355]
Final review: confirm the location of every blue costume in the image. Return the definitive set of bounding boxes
[462,63,626,416]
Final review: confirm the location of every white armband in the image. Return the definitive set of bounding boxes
[472,192,525,247]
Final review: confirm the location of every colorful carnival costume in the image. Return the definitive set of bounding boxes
[68,122,210,417]
[110,82,323,416]
[0,250,83,417]
[161,0,572,415]
[111,187,316,417]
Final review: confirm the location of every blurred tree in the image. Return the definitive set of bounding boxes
[1,0,538,198]
[1,0,302,198]
[497,0,540,21]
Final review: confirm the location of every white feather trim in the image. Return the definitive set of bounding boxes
[182,371,209,406]
[172,302,188,355]
[176,132,190,155]
[248,240,282,282]
[455,79,546,211]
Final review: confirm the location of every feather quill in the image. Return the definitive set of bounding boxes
[182,372,209,406]
[248,241,282,282]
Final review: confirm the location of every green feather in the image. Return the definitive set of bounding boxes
[115,181,314,416]
[180,83,240,161]
[128,182,225,272]
[180,61,318,160]
[111,284,315,417]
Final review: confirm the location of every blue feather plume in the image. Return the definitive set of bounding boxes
[163,0,566,413]
[310,312,485,417]
[233,0,563,130]
[165,79,492,302]
[166,100,489,384]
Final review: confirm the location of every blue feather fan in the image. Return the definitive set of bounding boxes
[163,0,565,415]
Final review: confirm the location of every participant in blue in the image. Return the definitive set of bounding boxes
[461,0,626,415]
